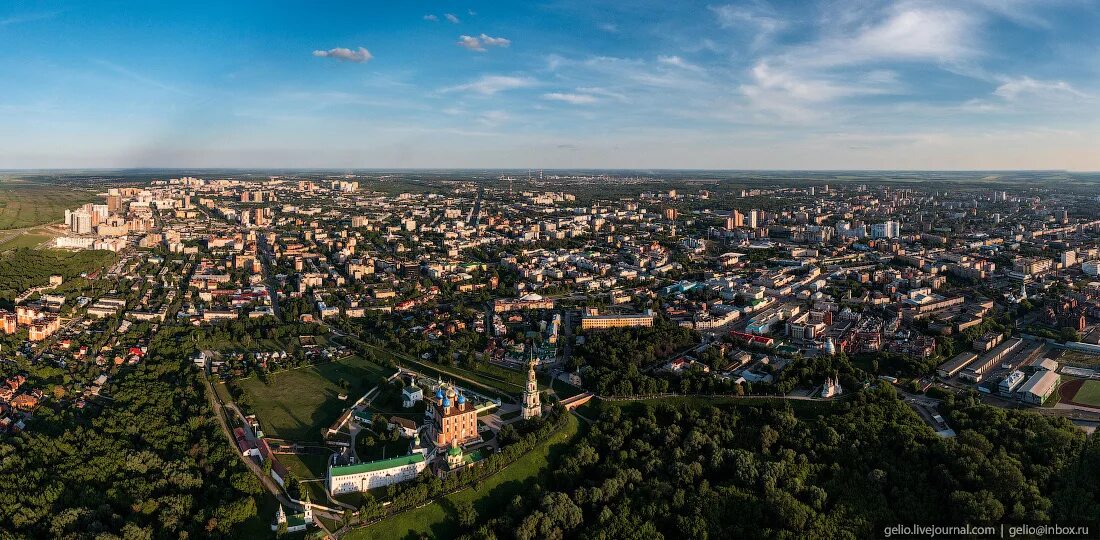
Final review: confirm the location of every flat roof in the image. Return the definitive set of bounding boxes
[330,453,424,477]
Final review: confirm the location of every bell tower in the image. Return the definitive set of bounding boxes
[521,352,541,420]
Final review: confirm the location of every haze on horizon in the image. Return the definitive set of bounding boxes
[2,1,1099,170]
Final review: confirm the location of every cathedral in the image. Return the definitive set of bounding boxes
[426,382,479,448]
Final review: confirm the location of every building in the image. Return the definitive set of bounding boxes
[999,370,1026,394]
[937,352,977,378]
[960,338,1023,383]
[327,452,428,495]
[1018,370,1059,405]
[426,383,479,448]
[493,294,555,313]
[580,308,655,330]
[521,357,542,420]
[821,375,843,398]
[871,221,900,239]
[401,385,423,408]
[272,492,313,533]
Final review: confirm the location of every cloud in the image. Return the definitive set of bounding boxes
[709,3,785,48]
[542,92,599,105]
[994,77,1088,100]
[0,11,60,26]
[445,13,460,24]
[657,55,704,73]
[423,14,438,22]
[598,23,619,33]
[312,47,373,63]
[444,75,537,95]
[478,110,510,126]
[456,34,511,52]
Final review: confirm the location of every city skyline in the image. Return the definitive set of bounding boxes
[2,1,1099,170]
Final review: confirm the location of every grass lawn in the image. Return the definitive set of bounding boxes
[276,452,332,480]
[349,414,581,540]
[0,231,53,251]
[1060,351,1100,368]
[1072,379,1100,407]
[236,356,395,442]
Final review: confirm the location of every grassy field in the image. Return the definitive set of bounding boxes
[1059,351,1100,368]
[350,414,581,540]
[0,180,98,230]
[1072,380,1100,407]
[236,356,395,442]
[0,230,54,251]
[276,452,331,481]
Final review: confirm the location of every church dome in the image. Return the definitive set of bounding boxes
[435,388,445,399]
[447,445,462,456]
[442,397,452,408]
[457,394,466,404]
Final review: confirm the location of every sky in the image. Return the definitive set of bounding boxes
[1,0,1099,170]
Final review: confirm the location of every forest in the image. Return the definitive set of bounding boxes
[569,320,699,396]
[0,328,267,538]
[458,387,1100,539]
[0,248,116,303]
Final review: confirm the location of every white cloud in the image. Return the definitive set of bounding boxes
[423,14,438,22]
[543,92,599,105]
[445,75,536,95]
[456,34,511,52]
[710,3,785,48]
[312,47,373,63]
[598,22,619,33]
[478,110,510,126]
[445,13,460,24]
[994,77,1088,100]
[657,55,704,73]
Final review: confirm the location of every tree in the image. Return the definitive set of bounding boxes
[455,499,478,530]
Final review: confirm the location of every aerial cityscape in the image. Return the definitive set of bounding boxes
[3,2,1100,540]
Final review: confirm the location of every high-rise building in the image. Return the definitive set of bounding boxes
[871,220,900,239]
[726,209,743,230]
[65,208,93,234]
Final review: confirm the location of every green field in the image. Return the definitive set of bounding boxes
[349,414,581,540]
[1072,380,1100,407]
[0,180,98,230]
[236,356,395,442]
[0,230,54,251]
[276,452,331,481]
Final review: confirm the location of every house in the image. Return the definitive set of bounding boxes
[388,416,419,438]
[401,386,423,408]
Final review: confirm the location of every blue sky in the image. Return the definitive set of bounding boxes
[1,0,1099,169]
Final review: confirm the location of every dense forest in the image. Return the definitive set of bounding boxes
[569,320,699,396]
[460,387,1100,539]
[0,328,268,538]
[0,248,116,302]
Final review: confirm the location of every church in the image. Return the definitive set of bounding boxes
[426,382,479,449]
[272,491,313,533]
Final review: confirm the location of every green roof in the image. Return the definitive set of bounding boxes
[287,514,307,528]
[330,453,425,477]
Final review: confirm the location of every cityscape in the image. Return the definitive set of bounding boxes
[3,1,1100,540]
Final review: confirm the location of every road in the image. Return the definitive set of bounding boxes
[256,233,283,319]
